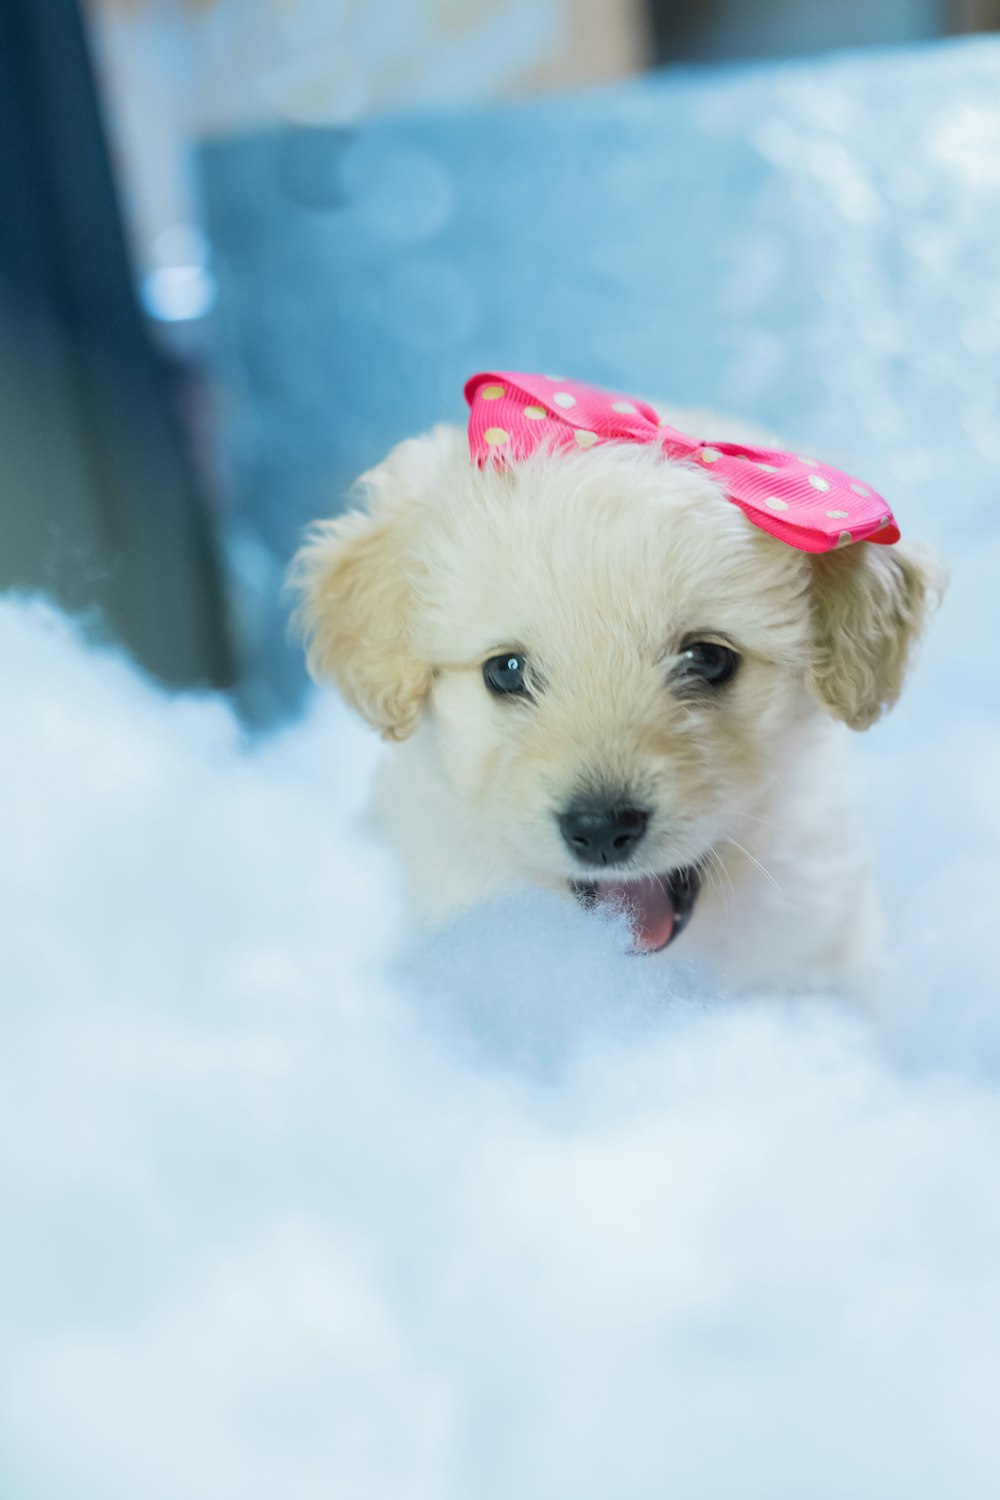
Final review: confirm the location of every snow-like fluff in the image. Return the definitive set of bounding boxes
[1,593,999,1500]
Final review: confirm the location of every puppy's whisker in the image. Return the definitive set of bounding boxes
[720,835,783,896]
[728,808,784,834]
[699,846,735,915]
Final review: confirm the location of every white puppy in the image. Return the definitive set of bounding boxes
[291,408,941,993]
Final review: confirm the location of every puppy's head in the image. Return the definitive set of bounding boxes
[291,428,941,942]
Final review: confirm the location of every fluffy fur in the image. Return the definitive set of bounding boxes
[290,411,943,993]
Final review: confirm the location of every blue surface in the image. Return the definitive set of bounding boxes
[200,39,1000,717]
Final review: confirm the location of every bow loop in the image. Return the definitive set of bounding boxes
[464,371,899,555]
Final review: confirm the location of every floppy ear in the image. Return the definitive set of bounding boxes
[806,540,945,730]
[289,447,432,741]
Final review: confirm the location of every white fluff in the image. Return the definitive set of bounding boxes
[1,593,999,1500]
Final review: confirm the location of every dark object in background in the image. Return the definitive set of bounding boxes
[0,0,232,690]
[648,0,953,63]
[952,0,1000,30]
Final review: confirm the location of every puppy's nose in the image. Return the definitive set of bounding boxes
[558,801,649,867]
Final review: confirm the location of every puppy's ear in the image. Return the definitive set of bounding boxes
[289,442,433,741]
[806,540,945,730]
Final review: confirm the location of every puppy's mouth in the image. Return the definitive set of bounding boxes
[571,867,701,954]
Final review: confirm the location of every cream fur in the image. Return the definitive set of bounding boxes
[290,411,942,993]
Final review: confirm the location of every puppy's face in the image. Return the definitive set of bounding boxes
[293,428,939,946]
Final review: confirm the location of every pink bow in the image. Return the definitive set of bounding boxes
[465,371,899,554]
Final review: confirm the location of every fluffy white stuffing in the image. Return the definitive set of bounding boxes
[2,592,999,1499]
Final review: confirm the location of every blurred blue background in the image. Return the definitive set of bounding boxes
[2,0,999,717]
[201,42,1000,716]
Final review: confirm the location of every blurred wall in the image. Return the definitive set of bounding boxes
[87,0,647,284]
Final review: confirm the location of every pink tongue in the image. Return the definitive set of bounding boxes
[596,876,675,953]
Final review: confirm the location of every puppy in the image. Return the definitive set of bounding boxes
[290,389,941,993]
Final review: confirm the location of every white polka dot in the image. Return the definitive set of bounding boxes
[481,384,504,400]
[544,374,566,382]
[826,509,849,519]
[850,482,870,497]
[757,462,777,472]
[808,474,831,492]
[700,447,722,464]
[837,530,852,548]
[483,427,509,446]
[574,430,599,448]
[553,392,576,408]
[611,400,636,414]
[798,456,819,467]
[764,496,789,511]
[524,405,546,420]
[880,514,892,528]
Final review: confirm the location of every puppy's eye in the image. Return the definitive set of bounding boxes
[483,652,530,697]
[678,641,741,689]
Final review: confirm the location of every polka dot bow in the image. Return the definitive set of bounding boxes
[465,371,899,554]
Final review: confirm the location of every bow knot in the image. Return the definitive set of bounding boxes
[465,371,898,554]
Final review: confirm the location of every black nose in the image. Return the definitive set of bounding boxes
[558,800,649,867]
